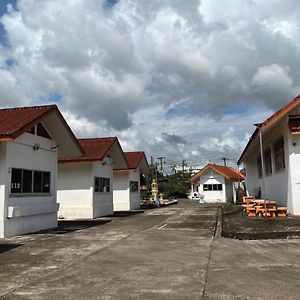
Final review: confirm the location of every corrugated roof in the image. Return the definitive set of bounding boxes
[189,163,244,182]
[238,94,300,163]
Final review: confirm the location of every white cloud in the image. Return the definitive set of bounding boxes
[0,0,300,169]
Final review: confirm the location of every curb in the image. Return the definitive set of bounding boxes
[215,206,223,238]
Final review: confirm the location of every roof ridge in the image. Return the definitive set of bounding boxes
[125,151,144,154]
[0,104,56,112]
[262,94,300,127]
[78,137,117,141]
[238,94,300,163]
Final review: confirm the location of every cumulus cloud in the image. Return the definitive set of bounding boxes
[0,0,300,169]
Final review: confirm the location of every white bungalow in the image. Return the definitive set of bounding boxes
[0,105,83,238]
[189,164,244,203]
[238,95,300,215]
[113,152,149,211]
[57,137,127,219]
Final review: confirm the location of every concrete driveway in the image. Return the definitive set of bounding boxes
[0,200,300,299]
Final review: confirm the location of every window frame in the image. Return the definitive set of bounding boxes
[264,147,272,176]
[203,184,223,191]
[94,177,110,193]
[10,168,51,196]
[274,136,285,172]
[26,123,52,140]
[130,181,139,193]
[257,155,262,178]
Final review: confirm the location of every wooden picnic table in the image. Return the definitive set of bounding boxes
[243,197,287,217]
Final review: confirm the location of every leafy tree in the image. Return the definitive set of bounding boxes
[165,170,191,198]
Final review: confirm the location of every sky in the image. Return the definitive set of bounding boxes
[0,0,300,172]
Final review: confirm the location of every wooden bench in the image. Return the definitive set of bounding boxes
[277,207,287,217]
[246,207,256,217]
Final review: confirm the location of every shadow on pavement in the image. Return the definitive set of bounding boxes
[112,210,144,218]
[0,243,23,254]
[32,219,112,235]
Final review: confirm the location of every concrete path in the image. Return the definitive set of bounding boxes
[0,200,300,299]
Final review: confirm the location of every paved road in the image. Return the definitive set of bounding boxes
[0,199,300,299]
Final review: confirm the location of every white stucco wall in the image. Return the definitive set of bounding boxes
[287,124,300,214]
[1,133,58,238]
[244,118,289,208]
[197,169,226,202]
[57,157,114,219]
[92,158,114,217]
[243,105,300,214]
[225,179,234,202]
[129,169,140,210]
[0,143,6,237]
[113,169,141,211]
[57,162,93,219]
[113,171,130,211]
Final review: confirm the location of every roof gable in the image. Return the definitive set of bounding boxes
[59,137,128,169]
[0,105,55,140]
[189,164,244,182]
[122,151,149,173]
[238,94,300,163]
[0,104,83,157]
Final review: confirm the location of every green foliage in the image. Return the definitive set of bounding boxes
[165,171,191,198]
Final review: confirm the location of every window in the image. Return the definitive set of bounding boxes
[264,148,272,176]
[26,123,52,139]
[95,177,110,193]
[274,137,285,171]
[203,184,222,191]
[37,123,52,139]
[257,156,262,178]
[130,181,138,192]
[11,168,51,195]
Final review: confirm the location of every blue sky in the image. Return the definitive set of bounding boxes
[0,0,17,46]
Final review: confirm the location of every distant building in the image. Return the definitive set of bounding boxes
[238,95,300,215]
[189,164,244,203]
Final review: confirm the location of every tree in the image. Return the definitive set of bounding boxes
[166,170,191,198]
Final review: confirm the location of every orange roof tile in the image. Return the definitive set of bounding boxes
[0,104,55,140]
[59,137,121,163]
[189,163,244,182]
[124,152,148,169]
[238,94,300,163]
[0,104,83,154]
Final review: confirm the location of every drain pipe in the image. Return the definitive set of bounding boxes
[254,123,265,198]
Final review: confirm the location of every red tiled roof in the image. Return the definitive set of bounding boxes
[0,104,55,140]
[124,152,147,169]
[238,94,300,163]
[59,137,118,163]
[189,163,244,182]
[260,95,300,132]
[0,104,83,154]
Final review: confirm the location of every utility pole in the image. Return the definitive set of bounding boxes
[150,156,154,179]
[221,157,228,167]
[181,160,186,171]
[157,156,166,174]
